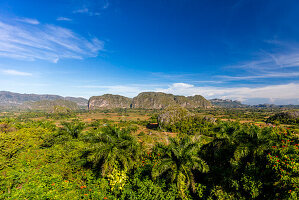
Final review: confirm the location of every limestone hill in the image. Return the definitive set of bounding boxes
[88,92,211,110]
[88,94,132,110]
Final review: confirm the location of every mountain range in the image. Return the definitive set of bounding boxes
[0,91,88,109]
[1,91,297,110]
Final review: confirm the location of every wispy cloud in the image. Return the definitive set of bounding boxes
[56,17,72,21]
[218,71,299,80]
[222,41,299,81]
[192,80,224,84]
[73,8,89,14]
[229,53,299,70]
[76,85,148,97]
[226,40,299,71]
[16,17,39,25]
[0,17,104,63]
[72,0,109,16]
[73,8,100,16]
[102,0,109,9]
[2,69,32,76]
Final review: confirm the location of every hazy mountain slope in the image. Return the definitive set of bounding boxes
[23,99,79,112]
[0,91,88,108]
[210,98,247,108]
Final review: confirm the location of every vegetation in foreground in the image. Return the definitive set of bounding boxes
[0,107,298,199]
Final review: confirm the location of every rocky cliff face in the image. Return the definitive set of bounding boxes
[88,94,132,110]
[132,92,176,109]
[132,92,211,109]
[176,95,212,108]
[89,92,211,110]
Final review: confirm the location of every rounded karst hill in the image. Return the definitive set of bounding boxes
[88,94,132,110]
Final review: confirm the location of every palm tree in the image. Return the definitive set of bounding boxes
[230,124,274,166]
[60,120,85,139]
[85,125,141,177]
[201,122,275,198]
[211,122,273,166]
[152,136,209,199]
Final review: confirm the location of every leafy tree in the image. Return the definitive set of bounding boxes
[152,136,209,199]
[60,120,85,139]
[84,125,141,177]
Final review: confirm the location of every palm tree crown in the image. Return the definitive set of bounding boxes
[152,136,209,199]
[85,125,141,176]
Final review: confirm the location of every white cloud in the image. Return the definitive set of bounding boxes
[73,8,100,16]
[223,41,299,81]
[72,0,109,16]
[0,17,104,63]
[228,52,299,71]
[16,17,39,25]
[73,8,89,14]
[56,17,72,21]
[218,72,299,80]
[156,82,299,104]
[2,69,32,76]
[77,82,299,104]
[77,85,147,97]
[172,83,193,88]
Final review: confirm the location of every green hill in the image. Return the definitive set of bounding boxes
[88,94,132,110]
[89,92,211,110]
[132,92,211,109]
[24,99,79,112]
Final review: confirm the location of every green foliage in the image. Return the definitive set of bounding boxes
[152,136,209,199]
[107,162,127,193]
[82,125,141,177]
[60,120,85,139]
[158,106,215,135]
[266,111,299,125]
[267,130,299,199]
[0,109,298,199]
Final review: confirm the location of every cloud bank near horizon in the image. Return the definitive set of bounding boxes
[76,82,299,105]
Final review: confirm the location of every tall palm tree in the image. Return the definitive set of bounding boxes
[85,125,141,176]
[152,136,209,199]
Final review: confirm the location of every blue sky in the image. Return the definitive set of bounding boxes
[0,0,298,104]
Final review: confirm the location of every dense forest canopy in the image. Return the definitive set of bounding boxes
[0,106,298,199]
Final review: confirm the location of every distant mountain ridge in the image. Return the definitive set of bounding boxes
[23,99,79,112]
[210,98,248,108]
[0,91,88,108]
[1,91,298,111]
[88,92,212,110]
[209,99,299,108]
